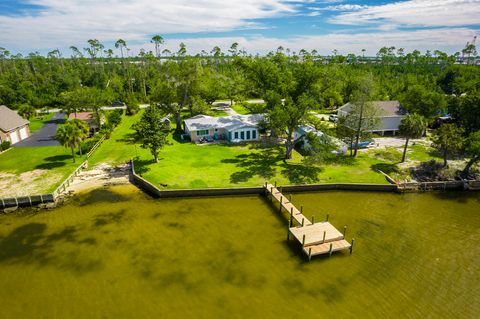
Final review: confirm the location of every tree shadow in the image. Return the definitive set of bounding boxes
[280,163,322,184]
[77,188,131,206]
[133,159,153,176]
[221,148,282,184]
[116,132,137,144]
[0,223,101,274]
[44,155,71,162]
[370,163,399,175]
[36,162,67,169]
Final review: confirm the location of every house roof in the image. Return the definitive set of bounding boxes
[68,112,95,121]
[184,114,264,132]
[338,101,406,116]
[0,105,29,132]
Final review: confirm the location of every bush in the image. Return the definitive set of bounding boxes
[80,134,102,154]
[0,140,11,151]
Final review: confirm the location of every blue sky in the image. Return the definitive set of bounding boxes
[0,0,479,56]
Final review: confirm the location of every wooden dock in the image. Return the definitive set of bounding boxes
[264,182,353,260]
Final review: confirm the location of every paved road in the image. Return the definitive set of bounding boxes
[15,112,65,147]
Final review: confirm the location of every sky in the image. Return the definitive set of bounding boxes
[0,0,479,56]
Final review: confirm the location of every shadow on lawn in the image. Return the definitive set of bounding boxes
[221,148,281,183]
[133,159,153,176]
[35,154,72,169]
[371,163,399,175]
[223,147,323,184]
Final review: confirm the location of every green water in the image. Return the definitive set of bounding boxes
[0,186,479,319]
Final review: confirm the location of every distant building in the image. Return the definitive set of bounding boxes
[337,101,406,135]
[0,105,30,145]
[68,112,101,133]
[184,114,264,143]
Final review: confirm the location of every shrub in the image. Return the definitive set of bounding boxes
[0,140,11,151]
[107,109,123,127]
[125,97,140,115]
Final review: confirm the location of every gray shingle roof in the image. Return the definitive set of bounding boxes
[0,105,29,132]
[338,101,406,116]
[184,114,264,132]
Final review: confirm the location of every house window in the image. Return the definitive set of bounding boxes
[234,132,239,139]
[197,130,209,136]
[215,128,218,132]
[252,130,257,139]
[240,131,245,140]
[246,131,251,140]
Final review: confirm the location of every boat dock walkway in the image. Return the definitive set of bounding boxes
[264,182,354,260]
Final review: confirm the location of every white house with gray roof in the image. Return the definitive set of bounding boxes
[337,101,406,135]
[0,105,30,145]
[184,114,264,143]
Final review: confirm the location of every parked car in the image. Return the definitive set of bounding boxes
[349,140,374,149]
[111,101,126,107]
[328,114,338,123]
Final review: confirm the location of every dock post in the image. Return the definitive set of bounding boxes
[289,194,292,202]
[350,238,355,255]
[287,225,290,241]
[322,231,326,243]
[300,205,303,214]
[302,234,306,247]
[301,218,305,227]
[308,248,312,261]
[279,196,283,212]
[326,214,329,222]
[289,213,293,227]
[329,243,333,257]
[312,216,315,225]
[343,226,347,238]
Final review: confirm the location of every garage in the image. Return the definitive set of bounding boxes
[9,131,19,144]
[19,126,28,140]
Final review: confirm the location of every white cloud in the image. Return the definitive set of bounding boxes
[325,4,367,11]
[330,0,480,27]
[126,27,476,56]
[0,0,301,50]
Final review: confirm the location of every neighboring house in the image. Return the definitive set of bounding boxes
[0,105,30,145]
[294,125,347,155]
[184,114,264,143]
[68,112,102,133]
[337,101,406,135]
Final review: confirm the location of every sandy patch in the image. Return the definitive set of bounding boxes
[65,163,130,194]
[0,170,62,197]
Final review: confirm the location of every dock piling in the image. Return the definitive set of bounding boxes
[287,225,290,240]
[300,205,303,214]
[329,243,333,257]
[289,213,293,227]
[302,234,306,247]
[312,216,315,225]
[343,226,347,238]
[308,248,312,261]
[322,231,326,243]
[301,218,305,227]
[350,238,355,255]
[326,214,329,222]
[279,196,283,212]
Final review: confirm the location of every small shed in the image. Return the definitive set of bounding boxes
[0,105,30,145]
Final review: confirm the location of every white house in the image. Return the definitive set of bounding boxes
[184,114,264,143]
[0,105,30,145]
[337,101,406,135]
[295,125,347,154]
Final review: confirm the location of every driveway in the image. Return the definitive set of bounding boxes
[15,112,65,147]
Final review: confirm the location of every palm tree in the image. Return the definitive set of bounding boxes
[56,122,82,162]
[151,35,164,58]
[115,39,127,59]
[399,114,427,162]
[70,119,90,155]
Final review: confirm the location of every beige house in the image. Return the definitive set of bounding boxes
[0,105,30,145]
[337,101,406,135]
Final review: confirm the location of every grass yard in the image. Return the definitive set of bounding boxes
[231,104,251,115]
[0,146,85,196]
[28,113,55,133]
[89,111,388,188]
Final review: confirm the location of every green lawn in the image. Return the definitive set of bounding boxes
[89,111,388,188]
[231,104,251,115]
[28,113,55,133]
[0,146,85,196]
